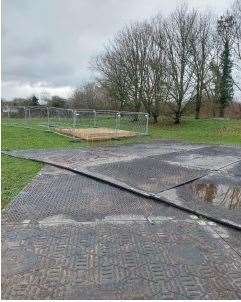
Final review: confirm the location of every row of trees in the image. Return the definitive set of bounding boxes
[2,95,68,108]
[92,1,241,123]
[2,95,40,107]
[71,82,117,110]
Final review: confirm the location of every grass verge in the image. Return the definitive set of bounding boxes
[1,155,42,209]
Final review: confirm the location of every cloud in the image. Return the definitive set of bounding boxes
[2,0,234,100]
[1,81,73,101]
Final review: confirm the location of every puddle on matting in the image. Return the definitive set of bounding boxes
[192,181,241,210]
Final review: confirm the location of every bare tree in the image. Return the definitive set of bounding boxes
[71,82,115,110]
[117,23,144,113]
[47,96,67,108]
[71,85,88,109]
[164,5,197,123]
[91,2,240,122]
[205,17,224,112]
[190,12,213,119]
[95,44,131,110]
[140,18,169,123]
[94,20,168,122]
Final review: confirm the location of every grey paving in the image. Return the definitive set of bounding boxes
[2,166,241,299]
[3,141,241,227]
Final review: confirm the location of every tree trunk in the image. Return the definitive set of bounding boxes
[174,112,180,124]
[195,104,201,119]
[153,115,158,124]
[134,101,141,113]
[132,101,141,121]
[195,97,201,119]
[174,102,182,124]
[219,105,225,118]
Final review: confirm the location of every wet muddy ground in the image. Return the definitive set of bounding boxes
[2,141,241,299]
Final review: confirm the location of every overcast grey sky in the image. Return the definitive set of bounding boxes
[2,0,234,100]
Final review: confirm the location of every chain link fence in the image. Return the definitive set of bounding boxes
[2,106,149,139]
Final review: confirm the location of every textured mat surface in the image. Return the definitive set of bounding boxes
[4,140,207,165]
[2,166,241,299]
[3,141,241,227]
[2,166,186,224]
[88,155,209,193]
[2,220,241,300]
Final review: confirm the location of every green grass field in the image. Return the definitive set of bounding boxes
[1,117,241,208]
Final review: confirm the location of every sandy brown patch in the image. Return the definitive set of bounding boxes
[56,127,137,141]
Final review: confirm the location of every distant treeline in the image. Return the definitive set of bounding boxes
[2,93,241,120]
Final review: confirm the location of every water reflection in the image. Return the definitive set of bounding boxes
[193,182,241,210]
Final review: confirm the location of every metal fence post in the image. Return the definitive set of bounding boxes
[115,112,121,132]
[73,110,76,128]
[24,107,27,123]
[93,110,97,128]
[58,109,61,122]
[145,114,149,135]
[28,108,31,122]
[47,107,50,128]
[6,107,11,123]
